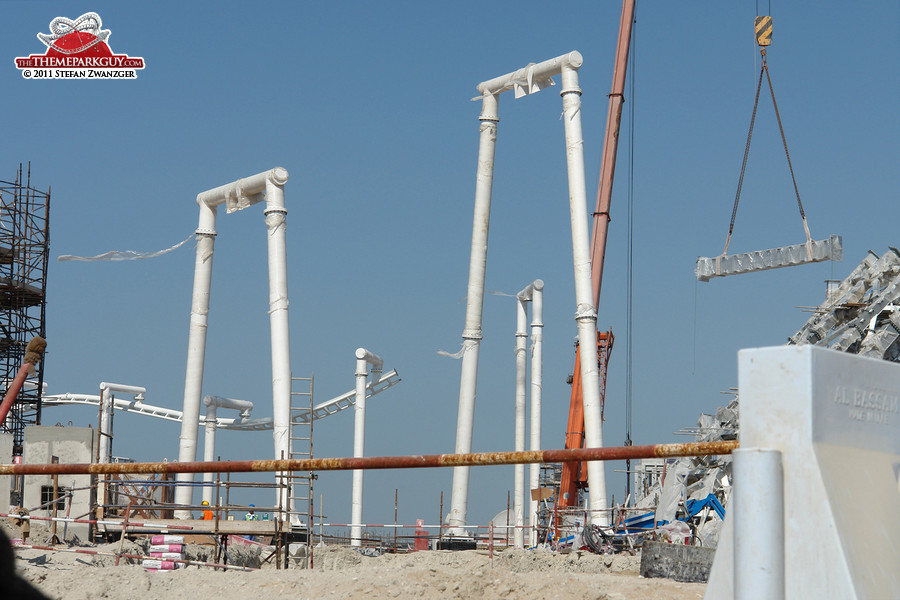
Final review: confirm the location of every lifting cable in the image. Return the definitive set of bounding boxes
[721,19,813,260]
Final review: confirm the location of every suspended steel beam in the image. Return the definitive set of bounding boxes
[696,235,842,282]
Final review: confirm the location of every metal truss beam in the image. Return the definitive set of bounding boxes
[696,235,842,282]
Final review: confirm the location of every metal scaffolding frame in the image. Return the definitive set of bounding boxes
[0,164,50,455]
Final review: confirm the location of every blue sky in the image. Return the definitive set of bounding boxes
[2,2,898,529]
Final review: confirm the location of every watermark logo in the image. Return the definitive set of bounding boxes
[15,12,145,80]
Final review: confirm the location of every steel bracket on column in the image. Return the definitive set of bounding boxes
[695,235,842,282]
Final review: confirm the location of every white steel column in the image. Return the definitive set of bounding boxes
[351,348,383,547]
[97,382,145,512]
[560,60,609,524]
[176,167,289,517]
[98,388,113,464]
[526,280,543,546]
[202,395,254,505]
[98,383,147,461]
[265,174,292,515]
[448,91,499,533]
[449,51,587,532]
[176,200,217,515]
[513,290,528,548]
[202,401,217,505]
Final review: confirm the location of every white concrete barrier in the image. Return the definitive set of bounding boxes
[706,345,900,599]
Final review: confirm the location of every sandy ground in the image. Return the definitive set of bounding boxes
[11,538,707,600]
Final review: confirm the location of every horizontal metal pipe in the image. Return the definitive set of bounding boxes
[99,382,147,396]
[0,440,737,476]
[195,167,288,209]
[477,51,583,96]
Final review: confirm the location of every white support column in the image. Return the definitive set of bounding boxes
[560,61,609,524]
[201,395,254,505]
[176,167,289,518]
[448,91,499,534]
[265,174,292,515]
[202,401,218,505]
[527,280,543,546]
[351,348,383,547]
[513,291,528,548]
[98,388,113,464]
[176,201,217,516]
[98,382,146,513]
[450,52,587,533]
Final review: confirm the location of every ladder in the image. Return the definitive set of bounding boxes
[287,375,314,542]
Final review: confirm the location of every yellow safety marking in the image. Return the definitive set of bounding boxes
[755,16,773,46]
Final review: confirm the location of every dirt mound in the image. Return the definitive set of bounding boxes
[14,543,706,600]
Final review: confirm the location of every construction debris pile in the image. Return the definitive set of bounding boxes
[632,401,736,549]
[789,248,900,360]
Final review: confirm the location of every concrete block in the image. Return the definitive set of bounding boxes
[706,346,900,599]
[22,426,96,542]
[695,235,842,281]
[640,541,716,583]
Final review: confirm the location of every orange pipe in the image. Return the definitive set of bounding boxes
[0,441,739,476]
[0,363,33,428]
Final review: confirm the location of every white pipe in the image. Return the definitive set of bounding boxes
[734,448,785,600]
[202,395,254,504]
[99,382,147,397]
[449,52,583,533]
[203,402,217,504]
[97,383,146,464]
[176,200,218,516]
[523,280,544,546]
[98,388,112,464]
[476,52,581,97]
[264,173,292,515]
[448,90,498,533]
[351,348,383,547]
[560,59,609,525]
[513,290,528,549]
[176,167,288,517]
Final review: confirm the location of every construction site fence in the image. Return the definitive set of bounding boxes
[4,441,735,564]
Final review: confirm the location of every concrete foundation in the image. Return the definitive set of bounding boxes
[22,426,96,542]
[640,540,716,583]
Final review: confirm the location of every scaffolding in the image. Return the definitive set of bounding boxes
[0,164,50,455]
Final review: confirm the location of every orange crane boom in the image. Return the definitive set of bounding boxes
[558,330,614,506]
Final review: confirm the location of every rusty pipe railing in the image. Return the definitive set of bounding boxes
[0,440,737,476]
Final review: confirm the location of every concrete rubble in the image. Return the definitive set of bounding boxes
[633,400,736,549]
[789,248,900,359]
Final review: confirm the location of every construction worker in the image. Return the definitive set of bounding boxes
[244,504,258,541]
[201,500,214,520]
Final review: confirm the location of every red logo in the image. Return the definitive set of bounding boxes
[15,12,145,79]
